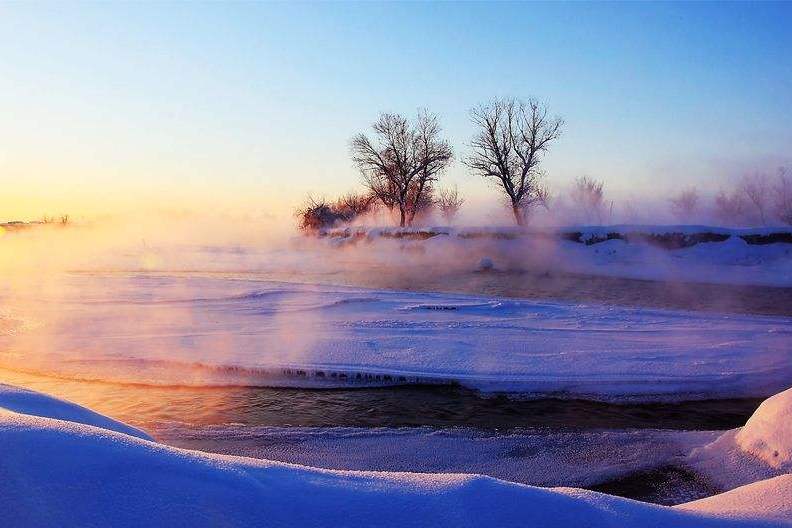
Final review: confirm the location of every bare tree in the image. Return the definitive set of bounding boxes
[466,98,562,226]
[713,188,746,225]
[741,173,771,226]
[773,167,792,226]
[669,187,699,222]
[570,176,606,223]
[351,112,453,227]
[437,186,465,223]
[621,196,640,223]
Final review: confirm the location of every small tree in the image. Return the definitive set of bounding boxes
[669,187,699,222]
[466,98,562,226]
[773,167,792,226]
[570,176,606,223]
[351,111,453,227]
[437,186,465,223]
[741,173,771,226]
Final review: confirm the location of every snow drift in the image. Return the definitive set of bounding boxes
[736,387,792,470]
[1,384,792,527]
[688,388,792,491]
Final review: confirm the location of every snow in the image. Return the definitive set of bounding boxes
[322,224,792,238]
[154,424,717,489]
[0,383,151,440]
[687,388,792,490]
[736,387,792,470]
[679,475,792,523]
[2,274,790,400]
[2,384,791,528]
[565,224,792,237]
[317,224,792,286]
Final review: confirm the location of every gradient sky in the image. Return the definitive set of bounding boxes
[1,1,791,220]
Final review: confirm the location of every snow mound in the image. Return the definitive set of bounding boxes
[687,387,792,491]
[736,387,792,470]
[0,383,151,440]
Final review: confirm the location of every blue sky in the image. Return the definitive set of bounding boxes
[1,1,790,219]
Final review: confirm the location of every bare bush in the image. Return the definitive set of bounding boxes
[436,186,465,223]
[570,176,606,223]
[740,173,771,226]
[351,111,453,227]
[466,98,562,226]
[296,192,378,232]
[295,196,342,232]
[774,167,792,225]
[669,187,699,222]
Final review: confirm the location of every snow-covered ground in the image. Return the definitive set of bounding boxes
[1,382,791,527]
[2,273,789,400]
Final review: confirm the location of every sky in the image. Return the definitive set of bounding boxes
[1,1,791,221]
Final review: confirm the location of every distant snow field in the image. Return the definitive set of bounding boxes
[1,274,789,401]
[1,382,791,527]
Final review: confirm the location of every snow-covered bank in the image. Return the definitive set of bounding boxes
[1,384,791,527]
[2,274,789,401]
[316,225,792,286]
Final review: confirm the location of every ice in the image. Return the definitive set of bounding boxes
[153,424,718,488]
[2,274,789,400]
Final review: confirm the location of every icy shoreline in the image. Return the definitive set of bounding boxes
[1,383,791,527]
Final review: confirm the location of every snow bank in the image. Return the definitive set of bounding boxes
[736,387,792,470]
[1,385,790,528]
[317,224,792,286]
[0,383,150,440]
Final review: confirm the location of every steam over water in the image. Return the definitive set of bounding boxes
[1,233,790,505]
[2,271,790,399]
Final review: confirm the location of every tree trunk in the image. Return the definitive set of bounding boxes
[512,203,524,226]
[399,206,406,227]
